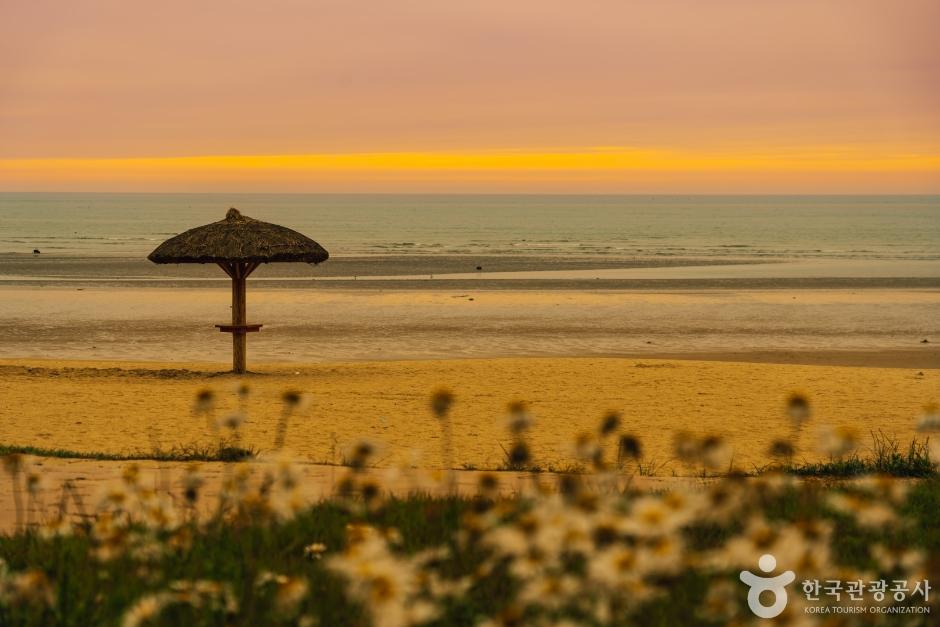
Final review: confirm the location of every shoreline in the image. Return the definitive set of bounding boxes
[1,254,937,291]
[0,252,769,278]
[3,278,939,290]
[1,346,937,370]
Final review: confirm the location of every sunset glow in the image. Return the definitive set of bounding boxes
[3,146,939,193]
[1,0,938,192]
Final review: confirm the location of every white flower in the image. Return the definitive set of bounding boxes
[517,574,581,609]
[930,439,940,466]
[622,494,691,537]
[871,544,925,574]
[326,525,431,627]
[712,516,779,569]
[853,475,909,503]
[827,493,895,528]
[640,535,685,575]
[121,594,169,627]
[38,516,73,539]
[483,526,528,557]
[818,425,860,457]
[699,580,740,621]
[304,542,328,559]
[916,403,940,432]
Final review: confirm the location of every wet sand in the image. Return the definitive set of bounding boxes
[0,287,937,364]
[2,254,938,291]
[0,253,761,282]
[0,358,935,473]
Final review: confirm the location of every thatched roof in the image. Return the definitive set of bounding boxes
[148,208,329,265]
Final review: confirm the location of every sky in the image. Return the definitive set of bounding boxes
[1,0,938,193]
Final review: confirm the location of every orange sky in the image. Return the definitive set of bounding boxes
[1,0,938,192]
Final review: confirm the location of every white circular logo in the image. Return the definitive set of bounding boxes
[739,553,796,619]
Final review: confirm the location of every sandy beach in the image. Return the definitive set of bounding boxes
[2,281,936,472]
[1,357,935,473]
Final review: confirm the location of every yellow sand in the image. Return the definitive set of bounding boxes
[1,358,936,473]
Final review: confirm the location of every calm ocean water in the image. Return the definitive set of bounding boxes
[0,193,938,260]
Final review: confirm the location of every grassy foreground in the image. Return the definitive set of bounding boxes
[0,472,938,626]
[0,390,937,625]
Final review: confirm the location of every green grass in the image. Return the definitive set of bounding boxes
[0,498,466,627]
[0,442,256,463]
[1,479,938,626]
[766,432,935,478]
[2,431,936,479]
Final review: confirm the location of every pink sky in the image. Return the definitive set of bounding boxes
[1,0,938,192]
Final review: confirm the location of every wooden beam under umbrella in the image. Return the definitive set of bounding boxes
[216,260,262,373]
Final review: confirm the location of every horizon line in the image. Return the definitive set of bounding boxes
[2,190,940,197]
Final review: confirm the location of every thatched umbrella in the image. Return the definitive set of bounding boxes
[148,208,329,373]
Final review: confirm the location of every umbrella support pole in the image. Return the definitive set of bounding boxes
[218,261,260,374]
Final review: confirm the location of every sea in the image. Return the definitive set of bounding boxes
[0,193,937,362]
[1,193,938,261]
